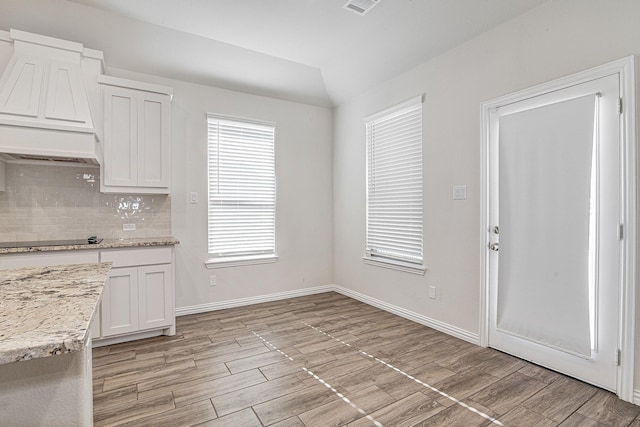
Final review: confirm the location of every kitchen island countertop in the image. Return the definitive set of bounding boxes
[0,236,179,254]
[0,262,111,364]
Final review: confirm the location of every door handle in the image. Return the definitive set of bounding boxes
[490,243,499,252]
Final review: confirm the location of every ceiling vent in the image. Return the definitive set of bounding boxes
[343,0,380,16]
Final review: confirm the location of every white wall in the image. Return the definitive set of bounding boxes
[0,0,334,312]
[333,0,640,387]
[109,68,334,309]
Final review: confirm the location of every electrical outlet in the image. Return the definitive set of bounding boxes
[453,185,467,200]
[428,285,436,300]
[123,223,136,231]
[209,275,217,287]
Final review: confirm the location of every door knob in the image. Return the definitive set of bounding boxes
[490,243,499,251]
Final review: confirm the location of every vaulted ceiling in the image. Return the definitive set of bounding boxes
[1,0,549,106]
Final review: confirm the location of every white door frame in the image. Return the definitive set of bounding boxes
[479,56,637,403]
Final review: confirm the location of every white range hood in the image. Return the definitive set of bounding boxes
[0,29,104,165]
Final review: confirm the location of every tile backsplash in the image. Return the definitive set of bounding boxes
[0,163,171,242]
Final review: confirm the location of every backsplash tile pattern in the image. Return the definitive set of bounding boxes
[0,163,171,242]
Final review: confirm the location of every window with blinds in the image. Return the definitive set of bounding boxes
[365,96,424,271]
[207,114,276,262]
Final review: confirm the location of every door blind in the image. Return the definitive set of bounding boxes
[365,96,423,264]
[207,114,276,258]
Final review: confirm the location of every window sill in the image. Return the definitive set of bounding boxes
[362,256,426,275]
[206,254,278,269]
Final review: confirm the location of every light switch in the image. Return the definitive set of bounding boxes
[190,192,199,204]
[453,185,467,200]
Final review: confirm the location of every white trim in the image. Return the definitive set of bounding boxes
[634,390,640,406]
[362,256,426,275]
[175,284,478,345]
[332,285,479,344]
[10,29,83,53]
[0,30,12,43]
[205,254,278,269]
[206,113,276,129]
[479,56,636,403]
[616,56,636,404]
[97,75,173,97]
[364,95,422,123]
[175,285,333,316]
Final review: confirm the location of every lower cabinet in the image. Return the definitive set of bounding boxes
[97,246,175,343]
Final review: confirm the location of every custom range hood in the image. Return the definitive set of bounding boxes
[0,29,104,165]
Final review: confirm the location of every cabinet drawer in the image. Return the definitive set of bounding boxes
[100,247,172,268]
[0,250,99,269]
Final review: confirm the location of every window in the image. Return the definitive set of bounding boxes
[364,96,424,274]
[206,114,277,267]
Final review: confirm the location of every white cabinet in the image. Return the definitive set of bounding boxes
[99,75,172,194]
[98,246,175,341]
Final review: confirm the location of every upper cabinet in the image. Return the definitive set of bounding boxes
[99,76,173,194]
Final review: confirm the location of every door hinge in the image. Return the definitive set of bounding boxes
[618,223,624,240]
[618,98,623,114]
[615,349,621,366]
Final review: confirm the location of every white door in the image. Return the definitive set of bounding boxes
[488,74,620,391]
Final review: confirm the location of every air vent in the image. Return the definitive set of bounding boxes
[343,0,380,15]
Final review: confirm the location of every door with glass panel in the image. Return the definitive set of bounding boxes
[488,74,620,390]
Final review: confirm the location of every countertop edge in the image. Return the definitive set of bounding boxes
[0,237,180,254]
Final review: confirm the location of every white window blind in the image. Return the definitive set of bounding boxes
[207,114,276,259]
[365,96,423,266]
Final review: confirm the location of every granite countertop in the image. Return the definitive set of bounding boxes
[0,236,179,254]
[0,263,111,364]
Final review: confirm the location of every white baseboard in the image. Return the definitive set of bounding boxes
[93,329,165,348]
[330,284,480,345]
[176,283,479,346]
[175,285,334,316]
[634,390,640,405]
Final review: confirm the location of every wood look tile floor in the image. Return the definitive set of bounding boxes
[93,292,640,426]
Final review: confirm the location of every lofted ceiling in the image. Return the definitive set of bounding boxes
[1,0,549,106]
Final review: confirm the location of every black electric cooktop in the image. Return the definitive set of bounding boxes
[0,236,103,249]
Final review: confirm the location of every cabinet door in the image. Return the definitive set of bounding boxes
[137,92,170,188]
[103,86,137,187]
[45,61,92,128]
[102,266,139,337]
[138,264,173,330]
[0,56,44,117]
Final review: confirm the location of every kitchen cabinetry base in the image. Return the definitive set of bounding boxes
[93,325,175,348]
